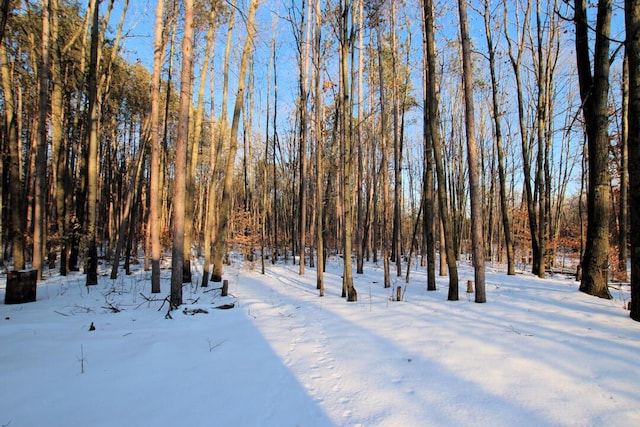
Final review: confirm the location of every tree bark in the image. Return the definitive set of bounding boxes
[423,0,459,300]
[619,55,629,281]
[1,35,26,271]
[340,0,357,301]
[626,0,640,320]
[457,0,486,302]
[170,0,195,308]
[149,0,167,294]
[420,1,436,290]
[575,0,612,299]
[85,0,101,286]
[314,0,325,295]
[33,0,51,280]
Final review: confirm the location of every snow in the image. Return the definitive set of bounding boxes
[1,256,639,427]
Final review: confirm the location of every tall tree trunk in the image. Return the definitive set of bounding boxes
[170,0,195,308]
[391,0,402,277]
[296,0,311,275]
[625,0,640,320]
[619,55,629,281]
[340,0,357,301]
[149,0,167,294]
[420,2,436,290]
[503,0,541,275]
[423,0,459,300]
[483,0,514,275]
[1,38,25,270]
[85,0,101,286]
[211,0,259,283]
[314,0,325,295]
[575,0,612,299]
[457,0,486,302]
[355,0,364,275]
[33,0,51,280]
[376,27,391,290]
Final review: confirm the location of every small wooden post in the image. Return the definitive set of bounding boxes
[466,280,474,293]
[221,279,229,297]
[5,270,38,304]
[396,286,402,301]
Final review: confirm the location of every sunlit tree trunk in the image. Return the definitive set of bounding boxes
[212,0,259,283]
[391,1,402,277]
[355,0,364,275]
[295,0,311,275]
[340,0,357,301]
[420,3,436,291]
[376,27,391,290]
[457,0,485,302]
[85,0,101,286]
[33,0,51,280]
[149,0,167,293]
[170,0,195,308]
[504,0,541,275]
[423,0,459,299]
[575,0,612,299]
[619,56,629,281]
[314,0,325,295]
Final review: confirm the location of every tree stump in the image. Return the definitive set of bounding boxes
[5,270,38,304]
[467,280,474,293]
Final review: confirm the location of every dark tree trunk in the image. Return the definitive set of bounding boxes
[575,0,612,299]
[626,0,640,320]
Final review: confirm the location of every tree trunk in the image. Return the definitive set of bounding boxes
[423,0,459,300]
[420,2,436,290]
[212,0,259,283]
[149,0,167,294]
[619,56,629,281]
[314,0,324,296]
[33,0,51,280]
[483,0,514,275]
[170,0,195,308]
[457,0,486,302]
[377,27,391,290]
[503,0,542,276]
[575,0,612,299]
[296,0,311,275]
[625,0,640,320]
[340,0,356,301]
[85,0,101,286]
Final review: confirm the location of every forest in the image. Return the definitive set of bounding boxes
[1,0,639,321]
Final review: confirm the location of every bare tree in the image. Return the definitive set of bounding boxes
[211,0,259,283]
[483,0,515,275]
[340,0,357,301]
[422,0,460,300]
[457,0,486,302]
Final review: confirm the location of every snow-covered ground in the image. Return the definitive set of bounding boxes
[1,256,639,427]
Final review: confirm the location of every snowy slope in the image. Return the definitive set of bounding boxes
[1,257,639,427]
